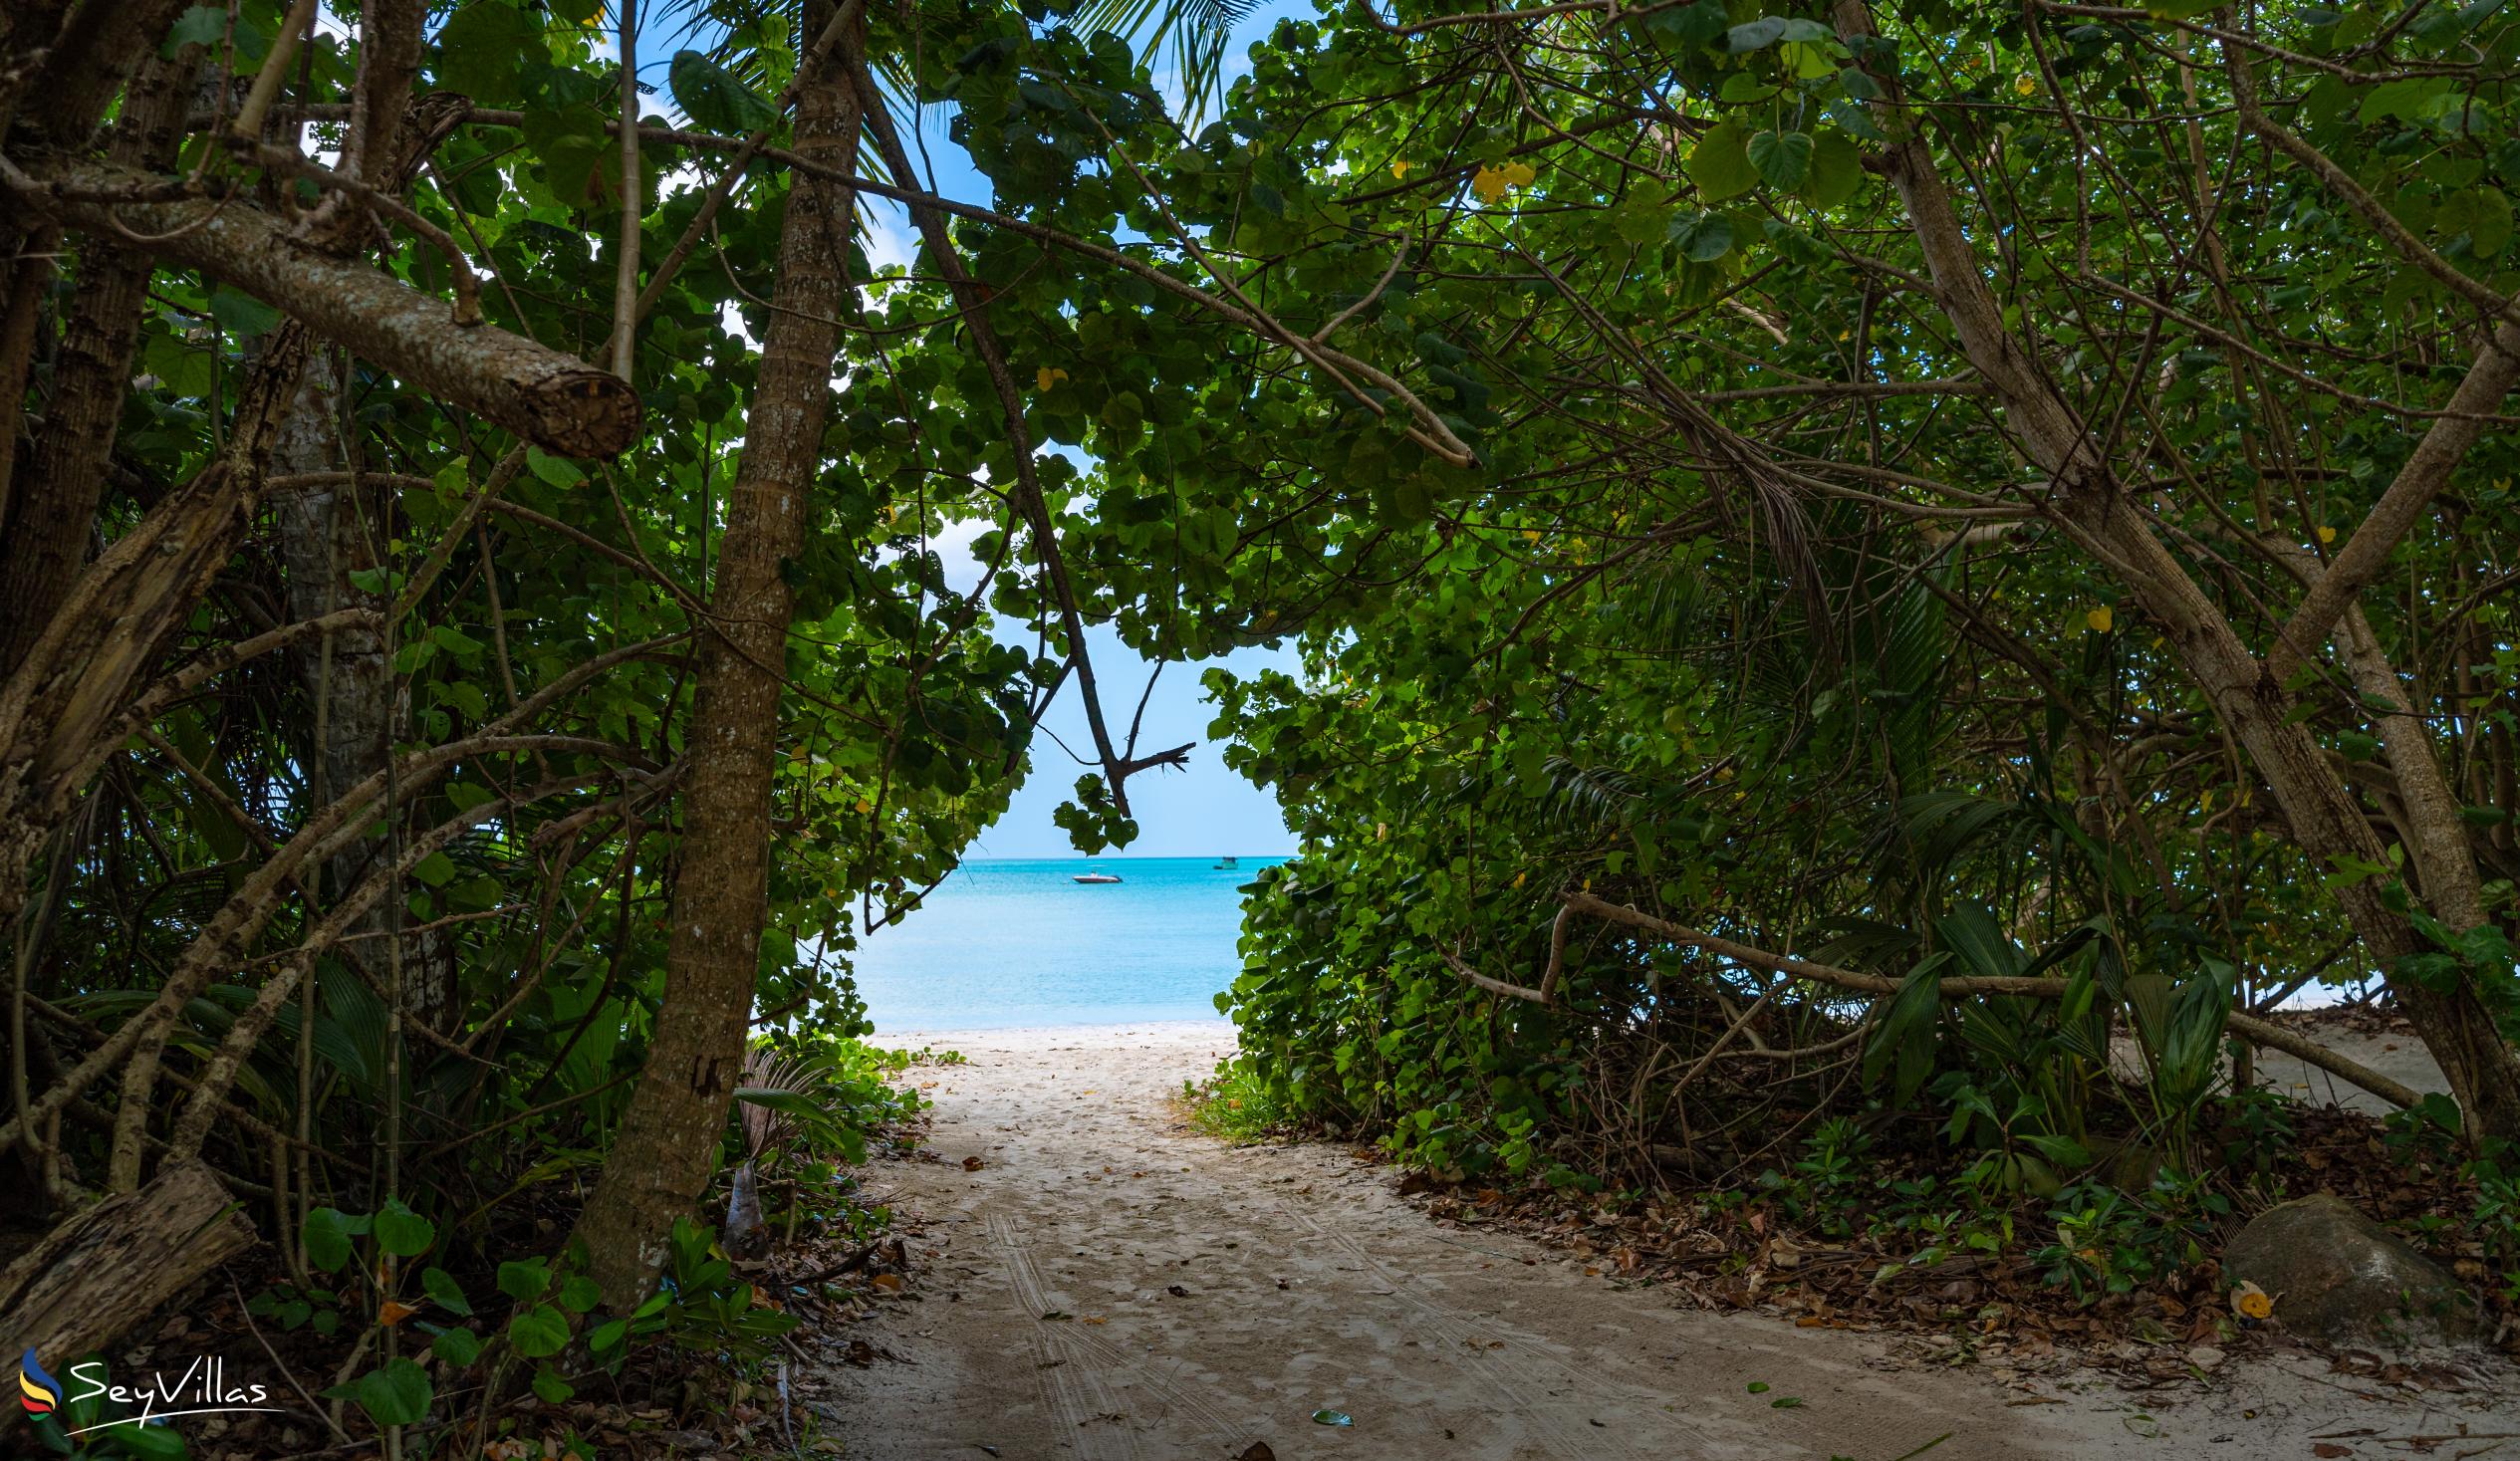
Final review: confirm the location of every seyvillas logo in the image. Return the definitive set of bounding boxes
[19,1353,286,1437]
[18,1349,60,1416]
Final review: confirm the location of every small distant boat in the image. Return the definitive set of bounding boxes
[1212,855,1238,868]
[1073,869,1123,884]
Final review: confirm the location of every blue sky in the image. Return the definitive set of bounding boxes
[855,0,1318,857]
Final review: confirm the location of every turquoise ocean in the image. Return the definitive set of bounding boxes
[845,856,1287,1033]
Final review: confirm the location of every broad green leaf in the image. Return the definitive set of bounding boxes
[421,1266,473,1317]
[1747,129,1814,192]
[496,1259,552,1302]
[302,1208,366,1273]
[1668,210,1734,262]
[669,50,778,136]
[507,1302,572,1357]
[375,1198,436,1259]
[431,1327,484,1366]
[1798,130,1864,209]
[352,1357,432,1427]
[1688,122,1757,202]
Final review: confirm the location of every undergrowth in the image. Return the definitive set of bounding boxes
[1180,1066,1301,1144]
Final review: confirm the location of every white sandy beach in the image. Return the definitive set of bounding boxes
[806,1022,2515,1460]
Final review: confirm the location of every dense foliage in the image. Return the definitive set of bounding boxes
[1167,0,2520,1293]
[7,0,2520,1448]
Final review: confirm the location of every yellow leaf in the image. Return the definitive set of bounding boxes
[1502,159,1536,187]
[2231,1280,2273,1320]
[2317,525,2337,545]
[1390,158,1410,178]
[871,1273,903,1293]
[2015,74,2037,96]
[378,1300,417,1328]
[1470,166,1509,202]
[2086,607,2115,633]
[1512,870,1526,888]
[1035,366,1069,390]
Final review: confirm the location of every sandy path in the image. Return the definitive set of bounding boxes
[817,1023,2513,1460]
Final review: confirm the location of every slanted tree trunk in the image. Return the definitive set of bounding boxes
[1835,0,2520,1144]
[568,0,864,1311]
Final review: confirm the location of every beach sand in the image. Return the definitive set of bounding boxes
[812,1022,2513,1459]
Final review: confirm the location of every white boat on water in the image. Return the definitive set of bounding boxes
[1073,869,1123,884]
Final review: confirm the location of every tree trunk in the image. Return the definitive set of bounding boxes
[1835,0,2520,1143]
[270,360,455,1032]
[568,0,863,1311]
[2,48,198,679]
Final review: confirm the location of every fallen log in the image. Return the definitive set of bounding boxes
[0,1160,257,1361]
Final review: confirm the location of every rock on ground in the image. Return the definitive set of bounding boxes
[2223,1193,2485,1346]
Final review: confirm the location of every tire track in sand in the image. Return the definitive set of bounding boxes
[986,1208,1248,1454]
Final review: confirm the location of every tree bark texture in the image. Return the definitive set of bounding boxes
[0,1159,256,1361]
[569,0,864,1311]
[1,49,198,678]
[3,159,640,457]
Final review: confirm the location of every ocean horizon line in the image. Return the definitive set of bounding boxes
[955,851,1296,861]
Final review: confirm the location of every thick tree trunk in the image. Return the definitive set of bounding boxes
[568,0,863,1311]
[1,49,197,678]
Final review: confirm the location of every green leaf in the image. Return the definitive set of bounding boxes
[302,1207,366,1273]
[531,1364,575,1404]
[435,3,545,102]
[1797,130,1864,209]
[164,5,230,55]
[375,1197,436,1259]
[496,1258,552,1302]
[1688,122,1758,203]
[102,1423,189,1460]
[1747,129,1815,192]
[1724,17,1788,50]
[1668,210,1734,262]
[352,1357,432,1427]
[507,1302,572,1358]
[520,101,613,205]
[431,1326,484,1366]
[421,1266,473,1317]
[411,852,459,887]
[669,50,778,136]
[1639,0,1728,49]
[558,1275,604,1314]
[209,287,282,339]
